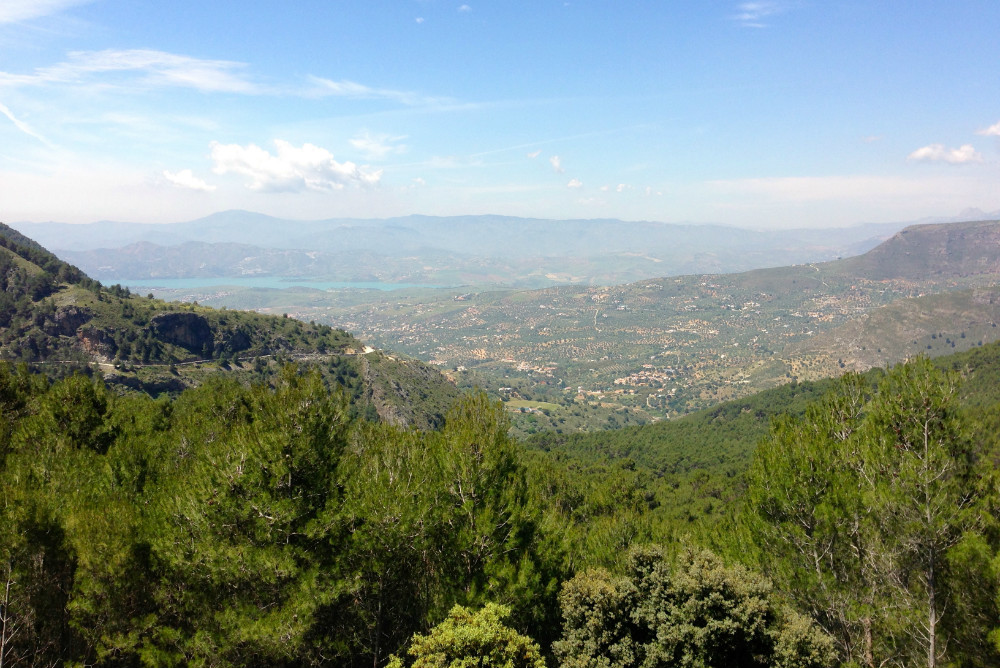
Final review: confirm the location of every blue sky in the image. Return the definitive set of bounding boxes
[1,1,999,228]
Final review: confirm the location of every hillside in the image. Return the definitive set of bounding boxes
[3,219,1000,668]
[833,219,1000,280]
[31,217,1000,436]
[526,337,1000,478]
[786,286,1000,370]
[0,223,460,429]
[137,218,1000,436]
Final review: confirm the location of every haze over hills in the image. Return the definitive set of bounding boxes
[15,211,912,288]
[134,218,1000,435]
[10,211,1000,435]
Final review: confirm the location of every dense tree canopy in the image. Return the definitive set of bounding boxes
[745,358,999,668]
[553,545,836,668]
[0,352,999,667]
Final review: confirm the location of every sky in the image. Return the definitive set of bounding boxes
[1,1,999,228]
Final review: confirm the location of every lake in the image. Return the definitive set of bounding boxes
[118,277,444,291]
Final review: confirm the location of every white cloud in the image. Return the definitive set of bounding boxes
[977,121,1000,137]
[0,101,54,147]
[308,76,452,106]
[616,183,630,193]
[1,49,259,93]
[415,17,424,24]
[567,178,583,188]
[210,139,382,192]
[731,1,788,28]
[164,169,216,192]
[0,0,93,24]
[907,143,983,164]
[349,132,408,160]
[526,149,541,159]
[458,4,471,12]
[549,155,564,173]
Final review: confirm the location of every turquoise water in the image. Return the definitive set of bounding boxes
[119,277,441,291]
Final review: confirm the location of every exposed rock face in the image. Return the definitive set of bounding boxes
[44,306,93,336]
[78,326,116,359]
[150,312,213,354]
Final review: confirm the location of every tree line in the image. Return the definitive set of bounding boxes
[0,354,998,667]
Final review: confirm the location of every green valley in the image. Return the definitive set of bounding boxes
[145,220,1000,436]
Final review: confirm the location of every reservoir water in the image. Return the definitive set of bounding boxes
[119,277,441,291]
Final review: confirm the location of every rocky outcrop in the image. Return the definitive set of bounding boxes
[149,312,213,354]
[78,326,116,359]
[44,306,93,337]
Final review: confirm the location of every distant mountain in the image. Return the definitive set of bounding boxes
[212,217,999,434]
[0,223,460,429]
[19,211,910,287]
[833,219,1000,280]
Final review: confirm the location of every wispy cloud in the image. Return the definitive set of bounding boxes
[163,169,216,192]
[349,131,408,160]
[567,178,582,188]
[308,76,454,106]
[0,0,94,24]
[0,49,260,93]
[458,4,472,12]
[0,49,460,110]
[731,2,789,28]
[977,121,1000,137]
[526,149,541,159]
[549,155,564,173]
[0,101,55,147]
[210,140,382,192]
[907,143,982,164]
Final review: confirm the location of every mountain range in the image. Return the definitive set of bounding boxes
[5,213,1000,436]
[13,211,915,287]
[151,217,999,435]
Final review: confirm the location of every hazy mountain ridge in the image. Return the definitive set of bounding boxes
[833,219,1000,280]
[12,214,1000,434]
[19,210,915,288]
[172,218,1000,435]
[13,210,903,255]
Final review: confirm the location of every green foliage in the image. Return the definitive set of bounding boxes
[553,544,836,668]
[327,392,555,666]
[386,603,545,668]
[0,342,999,667]
[140,370,350,667]
[745,357,999,668]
